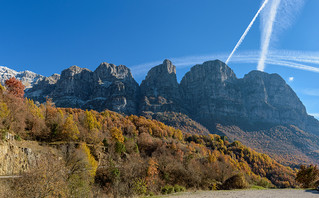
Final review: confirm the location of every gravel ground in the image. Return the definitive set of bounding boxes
[165,189,319,198]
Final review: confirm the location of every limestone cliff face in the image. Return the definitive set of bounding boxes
[25,74,60,103]
[85,62,139,114]
[0,142,32,175]
[180,60,244,124]
[0,139,49,175]
[51,66,93,108]
[22,59,319,136]
[239,71,308,127]
[140,59,183,113]
[25,63,139,115]
[178,61,318,134]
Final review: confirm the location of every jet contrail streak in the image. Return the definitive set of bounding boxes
[226,0,269,64]
[257,0,281,71]
[266,59,319,73]
[130,50,319,77]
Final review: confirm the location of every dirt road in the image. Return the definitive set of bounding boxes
[166,189,319,198]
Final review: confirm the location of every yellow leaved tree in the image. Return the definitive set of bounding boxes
[61,114,79,141]
[85,110,101,132]
[110,127,124,143]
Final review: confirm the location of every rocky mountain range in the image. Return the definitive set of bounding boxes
[0,66,44,88]
[2,60,319,166]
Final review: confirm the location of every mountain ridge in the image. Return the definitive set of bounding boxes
[0,66,44,88]
[2,60,318,131]
[1,60,318,135]
[1,60,319,166]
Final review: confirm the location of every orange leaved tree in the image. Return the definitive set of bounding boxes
[5,77,25,98]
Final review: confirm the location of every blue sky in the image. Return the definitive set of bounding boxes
[0,0,318,118]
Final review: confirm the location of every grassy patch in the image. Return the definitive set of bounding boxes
[250,185,267,190]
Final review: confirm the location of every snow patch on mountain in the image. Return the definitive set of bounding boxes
[0,66,44,88]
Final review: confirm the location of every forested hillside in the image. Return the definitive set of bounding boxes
[0,78,299,197]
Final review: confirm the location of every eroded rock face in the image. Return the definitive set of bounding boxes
[50,66,93,108]
[140,59,183,113]
[3,59,319,168]
[25,73,61,103]
[25,63,139,115]
[0,140,38,175]
[18,59,319,136]
[84,63,139,114]
[179,60,318,135]
[240,71,308,127]
[180,60,244,124]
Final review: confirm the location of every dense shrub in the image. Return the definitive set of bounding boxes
[161,185,175,194]
[174,184,186,192]
[133,178,147,195]
[115,141,126,154]
[222,174,249,190]
[296,165,319,188]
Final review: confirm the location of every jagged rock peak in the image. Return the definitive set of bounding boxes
[61,65,92,78]
[51,73,60,77]
[46,73,61,84]
[139,59,181,113]
[68,65,89,72]
[162,59,176,74]
[143,59,177,83]
[95,62,116,71]
[144,59,176,81]
[0,66,44,88]
[94,62,134,80]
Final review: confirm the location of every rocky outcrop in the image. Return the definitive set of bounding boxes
[239,71,308,128]
[51,66,93,108]
[0,138,47,175]
[84,62,139,114]
[25,74,60,103]
[180,60,244,125]
[140,59,184,113]
[25,63,139,115]
[178,60,318,135]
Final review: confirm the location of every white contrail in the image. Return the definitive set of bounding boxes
[257,0,281,71]
[266,59,319,73]
[226,0,269,65]
[269,50,319,64]
[258,0,305,71]
[130,50,319,78]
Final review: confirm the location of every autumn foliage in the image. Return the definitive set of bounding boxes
[0,88,303,197]
[5,77,25,98]
[296,165,319,188]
